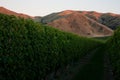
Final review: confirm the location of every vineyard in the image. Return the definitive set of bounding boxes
[0,13,103,80]
[0,13,119,80]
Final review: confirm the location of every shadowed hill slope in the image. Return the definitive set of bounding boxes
[80,11,120,30]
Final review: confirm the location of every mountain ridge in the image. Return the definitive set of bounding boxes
[38,10,113,37]
[36,10,120,30]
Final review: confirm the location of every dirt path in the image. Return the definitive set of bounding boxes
[71,47,115,80]
[46,48,97,80]
[46,47,115,80]
[104,54,114,80]
[72,47,104,80]
[59,49,96,80]
[53,48,99,80]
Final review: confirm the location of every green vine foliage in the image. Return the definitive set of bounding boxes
[0,13,102,80]
[106,26,120,80]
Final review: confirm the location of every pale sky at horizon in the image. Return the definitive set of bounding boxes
[0,0,120,16]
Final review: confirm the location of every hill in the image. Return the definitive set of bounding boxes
[0,7,32,19]
[37,10,113,37]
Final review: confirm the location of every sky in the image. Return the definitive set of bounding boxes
[0,0,120,16]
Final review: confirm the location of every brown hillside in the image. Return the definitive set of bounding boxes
[0,7,32,19]
[48,11,113,37]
